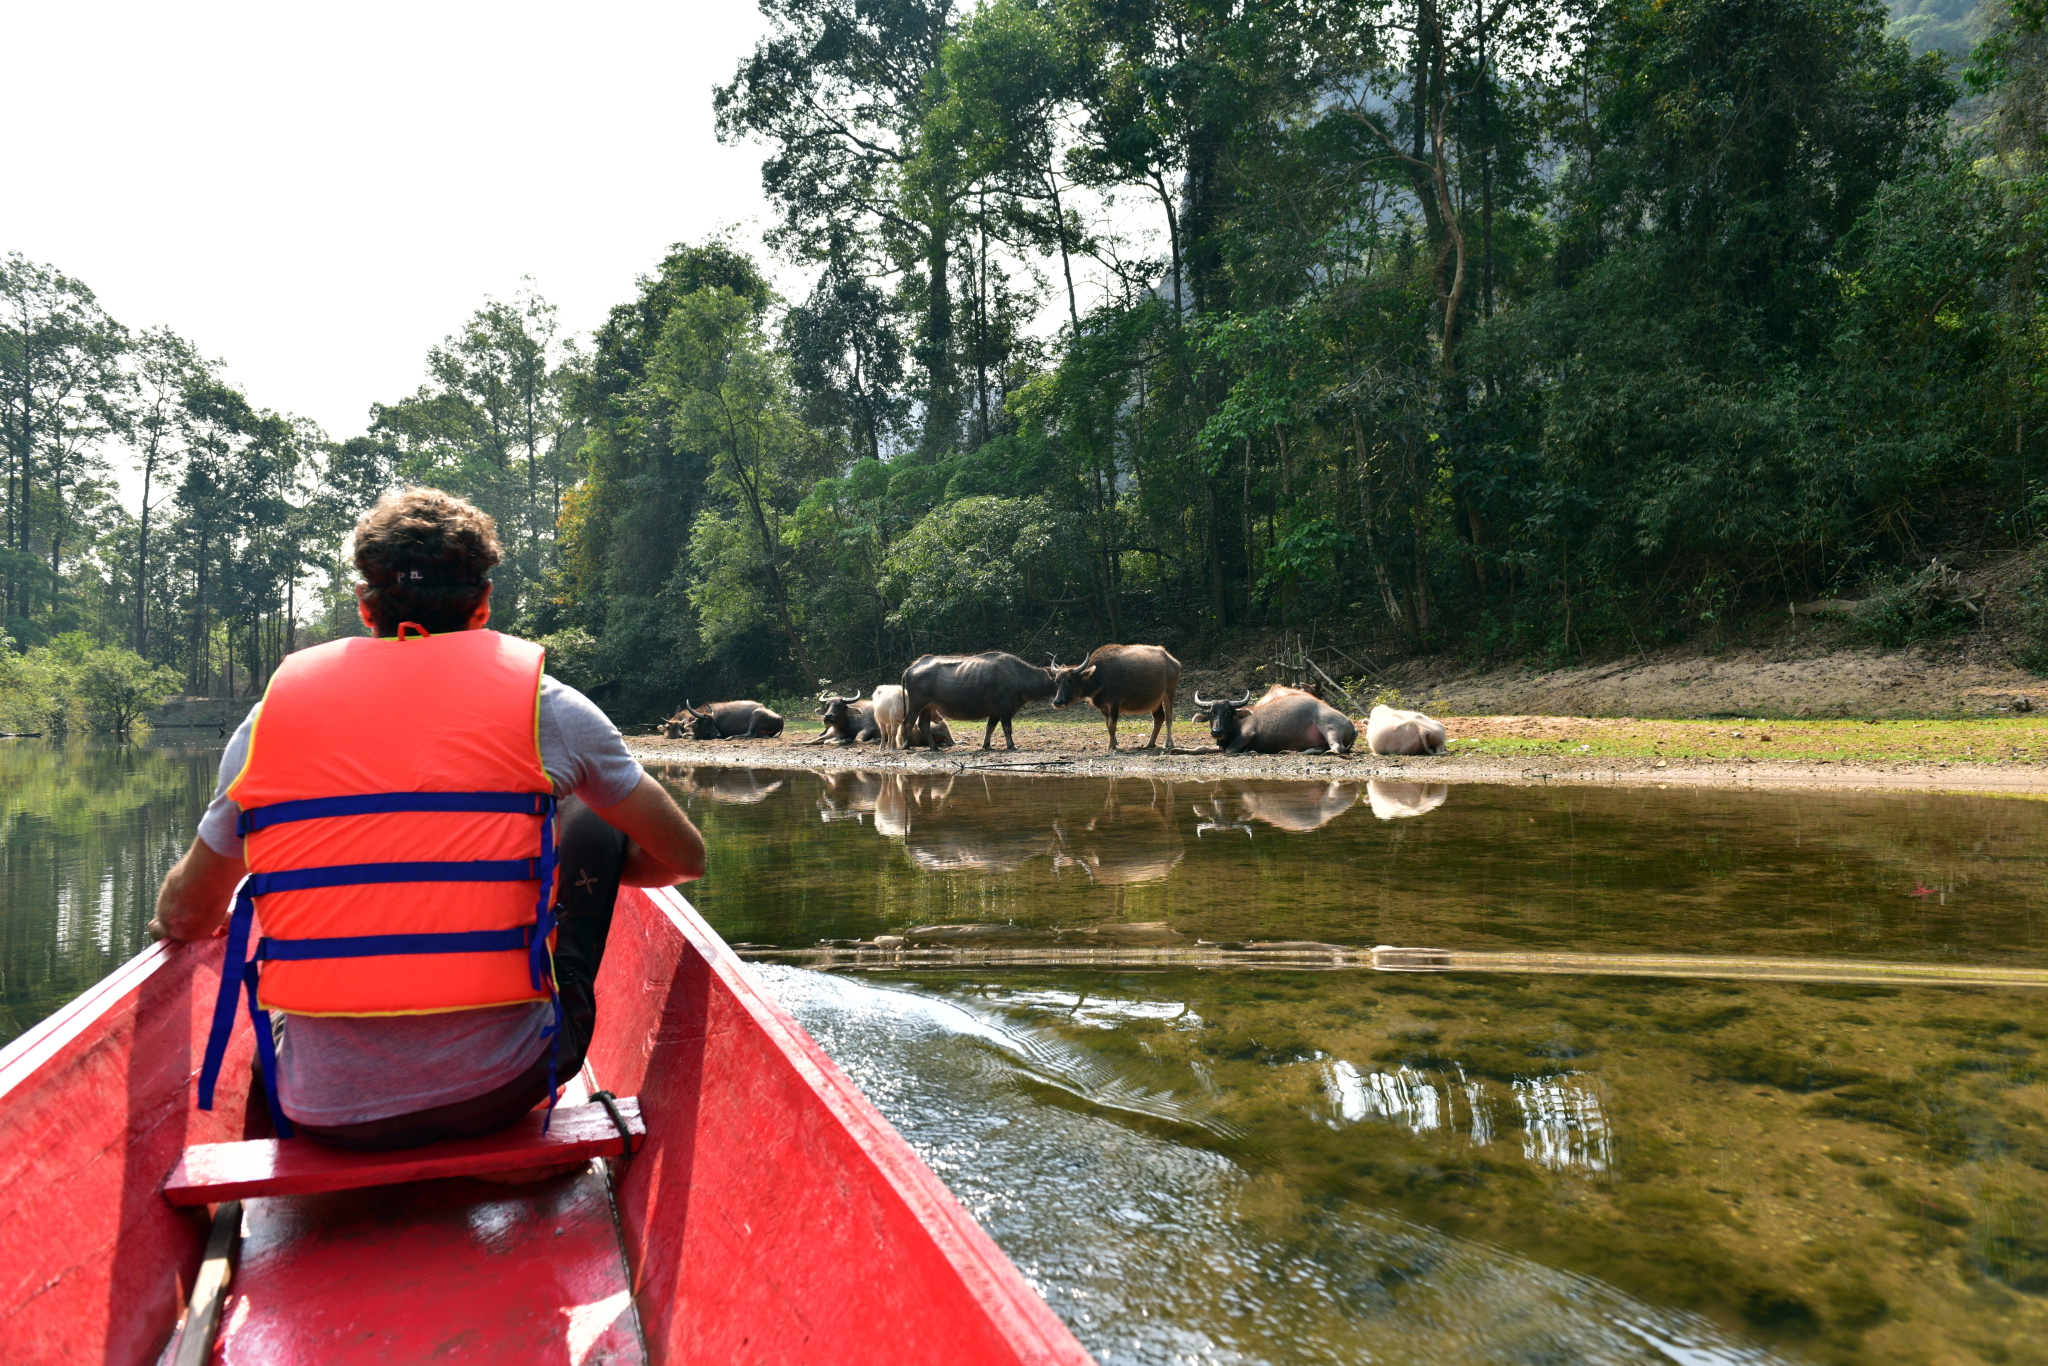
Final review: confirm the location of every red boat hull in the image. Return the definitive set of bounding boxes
[0,884,1095,1365]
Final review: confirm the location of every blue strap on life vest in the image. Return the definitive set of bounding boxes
[197,792,561,1140]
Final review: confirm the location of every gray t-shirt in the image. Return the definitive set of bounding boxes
[200,674,644,1127]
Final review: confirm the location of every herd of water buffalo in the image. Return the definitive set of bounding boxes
[656,645,1448,757]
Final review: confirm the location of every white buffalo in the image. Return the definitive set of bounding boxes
[870,684,909,751]
[1366,705,1446,756]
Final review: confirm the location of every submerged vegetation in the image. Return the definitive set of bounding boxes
[3,0,2044,714]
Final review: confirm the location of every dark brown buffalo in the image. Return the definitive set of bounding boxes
[1191,684,1357,755]
[809,691,881,746]
[897,651,1058,750]
[662,699,785,740]
[1050,644,1181,750]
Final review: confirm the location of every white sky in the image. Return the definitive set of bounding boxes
[8,0,792,485]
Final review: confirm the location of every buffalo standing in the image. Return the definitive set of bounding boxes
[1050,644,1181,750]
[1191,684,1357,755]
[898,651,1058,750]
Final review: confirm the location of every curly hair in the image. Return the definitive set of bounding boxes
[352,487,502,635]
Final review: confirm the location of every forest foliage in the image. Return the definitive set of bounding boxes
[3,0,2043,718]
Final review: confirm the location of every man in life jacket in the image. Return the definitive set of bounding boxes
[149,486,706,1149]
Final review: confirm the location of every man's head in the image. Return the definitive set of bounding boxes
[352,487,502,637]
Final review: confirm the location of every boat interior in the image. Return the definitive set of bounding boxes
[0,886,1091,1365]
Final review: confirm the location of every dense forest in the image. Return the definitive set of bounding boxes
[3,0,2043,723]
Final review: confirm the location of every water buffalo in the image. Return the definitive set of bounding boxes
[1191,684,1357,755]
[1050,644,1181,750]
[809,691,881,746]
[1366,705,1446,756]
[662,699,785,740]
[867,683,953,750]
[898,651,1058,750]
[1366,780,1448,820]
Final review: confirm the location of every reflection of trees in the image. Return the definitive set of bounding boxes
[1,740,216,1044]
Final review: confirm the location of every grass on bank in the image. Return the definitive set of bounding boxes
[1436,716,2045,765]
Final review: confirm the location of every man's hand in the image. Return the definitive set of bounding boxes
[150,838,246,941]
[592,773,707,887]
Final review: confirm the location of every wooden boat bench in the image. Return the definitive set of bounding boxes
[162,1094,645,1206]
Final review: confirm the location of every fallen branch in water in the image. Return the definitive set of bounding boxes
[950,756,1073,771]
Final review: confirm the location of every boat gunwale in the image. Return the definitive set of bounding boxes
[636,884,1095,1364]
[0,938,176,1098]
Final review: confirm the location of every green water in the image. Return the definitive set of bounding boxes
[8,746,2047,1363]
[0,737,220,1043]
[665,765,2048,1366]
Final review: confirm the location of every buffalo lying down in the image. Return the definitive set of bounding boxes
[663,699,784,740]
[811,691,882,745]
[1051,643,1180,750]
[1365,706,1446,756]
[1192,684,1357,755]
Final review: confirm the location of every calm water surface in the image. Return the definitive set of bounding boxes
[663,765,2048,1366]
[8,744,2048,1364]
[0,737,219,1042]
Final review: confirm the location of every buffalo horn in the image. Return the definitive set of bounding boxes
[1232,688,1253,706]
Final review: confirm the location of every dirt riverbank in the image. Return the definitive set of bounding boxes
[628,713,2048,796]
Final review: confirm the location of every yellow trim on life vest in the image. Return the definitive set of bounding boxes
[264,995,549,1019]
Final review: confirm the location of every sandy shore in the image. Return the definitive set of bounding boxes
[628,720,2048,796]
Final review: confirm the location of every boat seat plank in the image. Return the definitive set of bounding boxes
[162,1098,643,1206]
[212,1164,644,1364]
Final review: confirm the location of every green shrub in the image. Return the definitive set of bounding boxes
[0,636,181,735]
[535,627,603,692]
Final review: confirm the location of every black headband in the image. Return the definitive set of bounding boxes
[372,568,487,587]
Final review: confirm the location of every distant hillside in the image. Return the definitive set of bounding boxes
[1890,0,1984,59]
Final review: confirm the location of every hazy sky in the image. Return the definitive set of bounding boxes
[9,0,791,463]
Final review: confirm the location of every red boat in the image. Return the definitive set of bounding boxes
[0,883,1097,1365]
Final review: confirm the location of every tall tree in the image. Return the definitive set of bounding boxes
[120,328,208,653]
[716,0,967,453]
[371,287,580,625]
[0,254,127,638]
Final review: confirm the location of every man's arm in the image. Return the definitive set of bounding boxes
[591,772,706,887]
[149,838,247,941]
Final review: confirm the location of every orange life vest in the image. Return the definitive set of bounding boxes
[227,627,555,1015]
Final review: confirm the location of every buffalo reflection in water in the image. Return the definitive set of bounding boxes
[1194,780,1359,835]
[815,771,1184,884]
[1366,780,1448,820]
[1192,779,1451,834]
[671,766,787,805]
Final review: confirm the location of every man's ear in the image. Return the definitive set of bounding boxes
[354,583,378,635]
[465,581,494,630]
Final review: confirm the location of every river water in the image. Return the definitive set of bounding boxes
[6,739,2046,1364]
